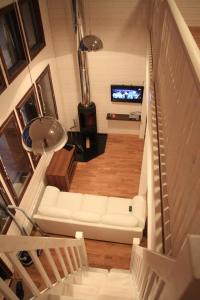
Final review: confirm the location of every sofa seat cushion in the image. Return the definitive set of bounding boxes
[107,197,134,214]
[57,192,82,212]
[72,211,101,223]
[102,214,138,228]
[81,194,108,215]
[38,205,71,219]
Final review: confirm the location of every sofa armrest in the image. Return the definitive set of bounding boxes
[132,196,146,228]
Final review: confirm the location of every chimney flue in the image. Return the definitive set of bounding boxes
[72,0,103,107]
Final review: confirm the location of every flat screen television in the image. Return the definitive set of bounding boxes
[111,85,144,103]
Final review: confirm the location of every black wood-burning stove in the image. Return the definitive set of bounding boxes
[78,102,97,135]
[78,102,97,149]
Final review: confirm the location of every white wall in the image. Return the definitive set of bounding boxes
[0,0,64,233]
[48,0,149,134]
[175,0,200,26]
[0,0,148,233]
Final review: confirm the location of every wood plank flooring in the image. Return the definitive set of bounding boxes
[70,134,144,198]
[189,27,200,49]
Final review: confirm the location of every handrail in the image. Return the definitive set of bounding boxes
[146,37,156,251]
[150,0,200,256]
[153,87,166,254]
[0,235,83,252]
[146,27,166,253]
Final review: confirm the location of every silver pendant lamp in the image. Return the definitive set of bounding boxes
[22,116,67,154]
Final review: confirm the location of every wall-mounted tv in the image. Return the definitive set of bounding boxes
[111,85,144,103]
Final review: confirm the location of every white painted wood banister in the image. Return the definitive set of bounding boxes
[64,247,74,274]
[55,248,68,277]
[29,250,52,288]
[0,277,19,300]
[44,248,61,282]
[131,235,200,299]
[1,234,200,300]
[0,235,83,252]
[0,233,88,300]
[167,0,200,81]
[150,0,200,256]
[6,252,40,297]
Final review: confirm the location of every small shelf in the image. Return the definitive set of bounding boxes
[106,113,141,122]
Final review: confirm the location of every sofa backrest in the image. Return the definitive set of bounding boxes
[81,194,108,215]
[58,192,83,212]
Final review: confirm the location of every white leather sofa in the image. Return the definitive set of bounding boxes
[33,186,146,244]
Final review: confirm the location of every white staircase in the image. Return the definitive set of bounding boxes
[0,233,200,300]
[48,268,136,300]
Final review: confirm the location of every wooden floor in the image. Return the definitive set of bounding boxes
[189,27,200,48]
[70,134,144,198]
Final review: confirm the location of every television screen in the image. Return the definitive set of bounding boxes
[111,85,144,103]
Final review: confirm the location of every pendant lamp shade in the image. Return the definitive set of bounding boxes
[80,35,103,52]
[22,116,67,154]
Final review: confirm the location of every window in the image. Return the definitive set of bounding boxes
[0,66,6,94]
[0,113,33,204]
[0,258,12,279]
[19,0,45,60]
[16,86,41,167]
[36,65,58,118]
[0,4,28,83]
[0,182,13,234]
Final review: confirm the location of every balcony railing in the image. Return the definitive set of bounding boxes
[149,0,200,256]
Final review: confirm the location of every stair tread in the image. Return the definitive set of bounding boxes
[72,284,98,297]
[49,297,88,300]
[81,276,107,288]
[106,275,133,284]
[83,271,108,279]
[73,271,107,287]
[99,283,137,299]
[98,296,136,300]
[100,286,134,294]
[88,267,109,274]
[108,272,132,280]
[110,268,131,274]
[49,268,137,299]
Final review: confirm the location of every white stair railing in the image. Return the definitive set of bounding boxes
[131,235,200,300]
[150,0,200,256]
[0,233,88,300]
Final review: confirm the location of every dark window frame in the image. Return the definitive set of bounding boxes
[0,257,12,279]
[0,3,28,84]
[18,0,46,60]
[36,65,58,119]
[0,66,6,94]
[0,181,13,234]
[0,112,33,204]
[16,85,42,168]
